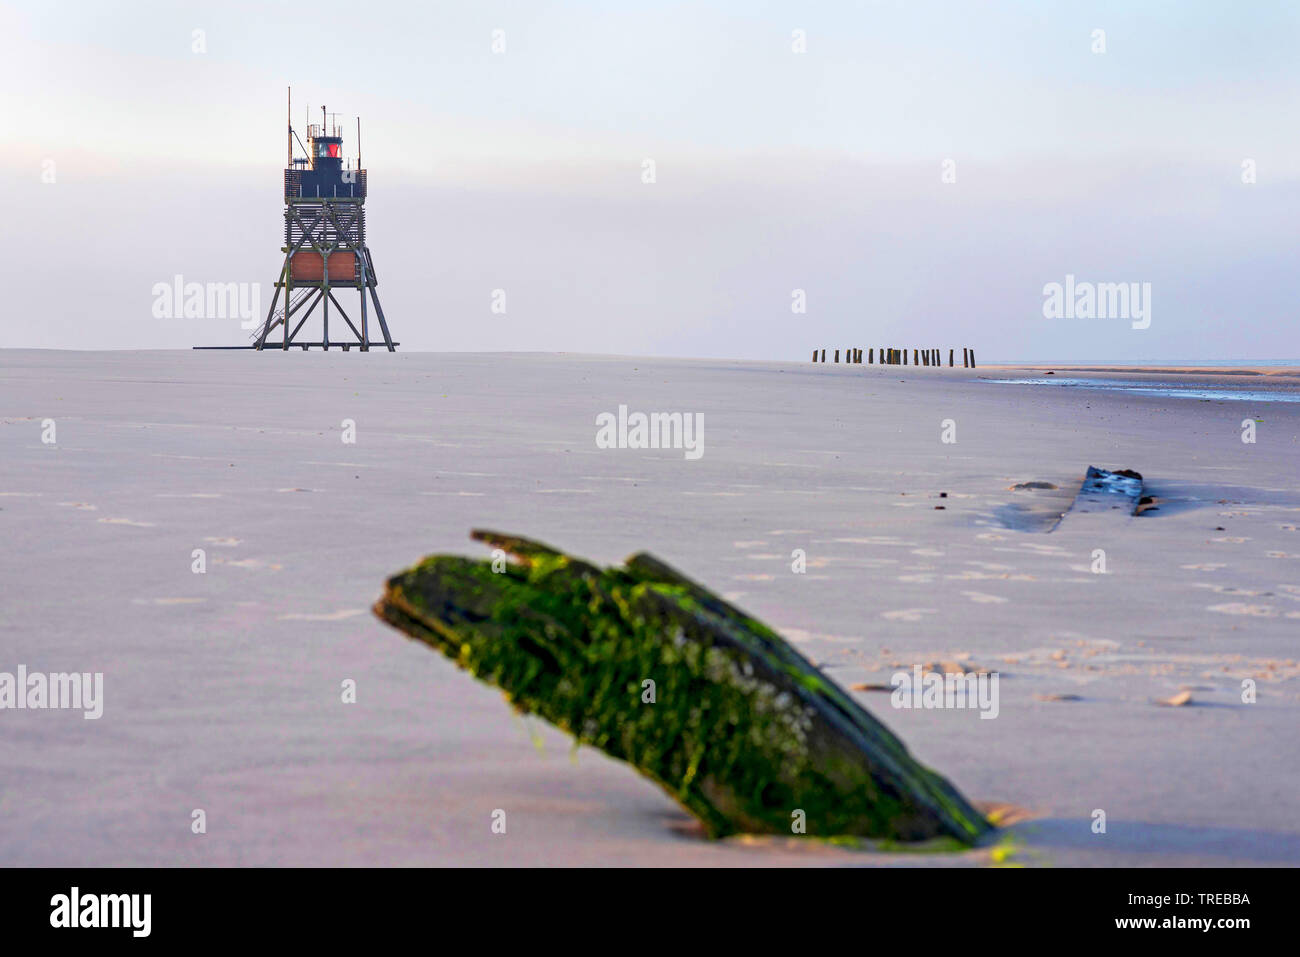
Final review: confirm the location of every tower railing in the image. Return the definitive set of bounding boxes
[283,169,367,201]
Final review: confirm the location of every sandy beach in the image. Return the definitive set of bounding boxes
[2,350,1298,867]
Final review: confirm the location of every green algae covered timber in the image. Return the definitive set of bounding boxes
[373,530,992,844]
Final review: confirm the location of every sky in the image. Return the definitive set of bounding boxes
[2,0,1298,359]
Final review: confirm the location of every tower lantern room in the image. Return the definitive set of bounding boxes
[252,88,396,351]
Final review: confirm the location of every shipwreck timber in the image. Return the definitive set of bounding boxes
[373,530,992,844]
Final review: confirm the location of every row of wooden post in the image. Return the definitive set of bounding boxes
[812,347,976,368]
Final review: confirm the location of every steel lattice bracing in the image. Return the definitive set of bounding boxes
[252,195,395,351]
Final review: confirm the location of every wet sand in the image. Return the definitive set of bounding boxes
[1,350,1297,866]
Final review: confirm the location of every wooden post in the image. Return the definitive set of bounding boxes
[812,349,817,362]
[868,348,873,364]
[375,530,995,845]
[962,348,969,368]
[834,349,840,363]
[970,349,975,369]
[820,349,825,362]
[949,348,954,367]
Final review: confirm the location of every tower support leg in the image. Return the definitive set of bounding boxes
[368,284,395,352]
[255,255,290,350]
[357,282,370,351]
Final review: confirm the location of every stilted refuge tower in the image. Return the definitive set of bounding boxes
[253,88,395,350]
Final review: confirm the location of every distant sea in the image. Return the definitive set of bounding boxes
[986,376,1300,403]
[997,359,1300,367]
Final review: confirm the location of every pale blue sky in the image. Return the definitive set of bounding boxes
[3,1,1297,358]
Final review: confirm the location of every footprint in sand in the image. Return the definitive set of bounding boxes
[1207,603,1277,618]
[276,609,365,622]
[961,591,1009,604]
[132,597,205,606]
[781,628,861,645]
[733,541,768,549]
[59,502,97,510]
[834,536,910,546]
[98,517,155,527]
[1193,584,1273,597]
[204,536,241,546]
[947,570,1035,582]
[222,558,282,571]
[1019,542,1066,554]
[881,608,937,622]
[1181,563,1227,571]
